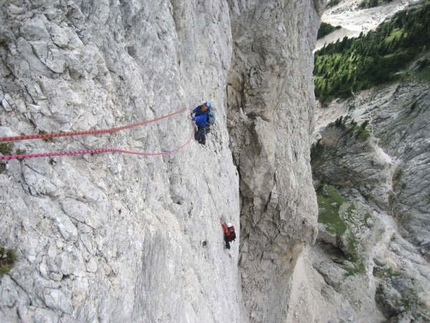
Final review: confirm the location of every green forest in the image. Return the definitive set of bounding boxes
[317,22,341,40]
[358,0,394,9]
[314,2,430,104]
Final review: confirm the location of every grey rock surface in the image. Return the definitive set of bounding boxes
[311,81,430,322]
[0,1,322,323]
[226,1,321,322]
[0,1,240,322]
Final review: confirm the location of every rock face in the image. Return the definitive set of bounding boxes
[0,1,322,323]
[311,81,430,322]
[0,1,239,322]
[227,1,323,321]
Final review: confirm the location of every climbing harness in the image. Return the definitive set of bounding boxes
[0,107,193,160]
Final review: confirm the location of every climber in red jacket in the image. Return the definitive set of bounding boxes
[221,220,236,249]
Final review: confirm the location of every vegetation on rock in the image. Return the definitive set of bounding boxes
[334,116,371,142]
[316,184,366,276]
[0,143,12,155]
[311,116,370,169]
[0,246,17,276]
[316,184,347,236]
[326,0,341,9]
[317,22,341,40]
[359,0,394,9]
[0,143,12,173]
[314,2,430,104]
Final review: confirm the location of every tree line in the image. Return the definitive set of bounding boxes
[317,22,341,40]
[314,2,430,104]
[358,0,394,9]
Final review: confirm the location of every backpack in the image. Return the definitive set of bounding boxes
[207,109,216,126]
[227,226,236,242]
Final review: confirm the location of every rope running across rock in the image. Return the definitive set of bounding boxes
[0,107,193,160]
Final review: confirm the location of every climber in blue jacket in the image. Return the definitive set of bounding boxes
[191,101,211,145]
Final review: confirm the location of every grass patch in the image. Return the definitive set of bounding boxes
[0,246,17,276]
[344,261,365,277]
[15,149,26,156]
[347,235,359,255]
[0,143,12,155]
[317,184,347,236]
[373,266,400,278]
[38,130,54,143]
[344,204,363,259]
[317,187,367,277]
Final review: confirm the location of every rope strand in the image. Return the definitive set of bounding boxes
[0,108,195,160]
[0,108,187,143]
[0,129,194,160]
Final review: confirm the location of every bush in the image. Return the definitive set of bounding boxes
[332,116,371,142]
[359,0,379,9]
[0,143,12,155]
[0,246,17,276]
[326,0,341,9]
[318,22,341,39]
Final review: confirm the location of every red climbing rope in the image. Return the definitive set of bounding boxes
[0,107,195,160]
[0,107,187,143]
[0,129,194,160]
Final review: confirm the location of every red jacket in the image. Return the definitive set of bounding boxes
[221,223,234,240]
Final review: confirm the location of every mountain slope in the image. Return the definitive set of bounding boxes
[309,1,430,321]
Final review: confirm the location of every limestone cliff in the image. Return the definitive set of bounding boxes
[311,82,430,322]
[226,1,323,321]
[0,1,323,323]
[306,1,430,321]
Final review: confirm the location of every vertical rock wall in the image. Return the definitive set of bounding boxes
[0,1,324,322]
[0,1,242,322]
[226,1,324,322]
[310,82,430,322]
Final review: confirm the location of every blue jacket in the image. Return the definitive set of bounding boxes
[192,105,208,127]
